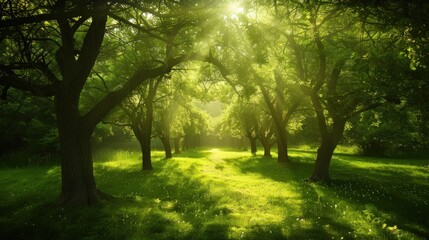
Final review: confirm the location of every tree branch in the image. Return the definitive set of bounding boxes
[108,13,167,42]
[0,69,55,97]
[0,7,108,28]
[82,52,232,130]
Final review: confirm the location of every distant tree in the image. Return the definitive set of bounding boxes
[221,99,260,154]
[182,105,210,150]
[120,77,163,170]
[201,6,302,163]
[257,111,276,158]
[152,75,189,159]
[256,67,301,163]
[346,104,422,156]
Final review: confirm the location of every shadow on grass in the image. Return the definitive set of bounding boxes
[326,177,429,238]
[1,156,230,240]
[229,155,315,183]
[230,153,429,239]
[226,155,356,239]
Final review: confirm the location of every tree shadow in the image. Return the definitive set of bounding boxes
[229,155,315,183]
[326,177,429,238]
[1,156,230,239]
[225,155,356,239]
[228,154,428,239]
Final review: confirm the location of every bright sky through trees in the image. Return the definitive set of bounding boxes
[227,2,245,19]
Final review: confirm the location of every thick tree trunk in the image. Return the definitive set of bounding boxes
[276,128,290,163]
[260,136,272,157]
[160,136,173,159]
[55,97,103,207]
[263,143,272,157]
[140,134,153,170]
[132,124,153,171]
[174,137,181,154]
[309,110,346,182]
[309,141,335,182]
[249,136,257,154]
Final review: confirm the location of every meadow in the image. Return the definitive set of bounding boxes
[0,147,428,239]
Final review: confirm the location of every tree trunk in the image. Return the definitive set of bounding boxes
[174,137,181,154]
[309,114,346,182]
[276,127,290,163]
[132,124,153,171]
[160,136,173,159]
[260,135,272,157]
[309,141,335,182]
[55,97,103,207]
[183,134,193,150]
[259,84,296,163]
[249,136,257,154]
[263,143,272,157]
[140,133,153,170]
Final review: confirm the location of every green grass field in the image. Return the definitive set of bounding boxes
[1,148,428,239]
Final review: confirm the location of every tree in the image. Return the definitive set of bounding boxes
[152,75,188,159]
[182,104,210,150]
[256,67,301,163]
[0,0,112,206]
[0,0,222,206]
[257,109,276,158]
[347,103,422,156]
[274,1,409,181]
[221,99,260,154]
[122,77,163,170]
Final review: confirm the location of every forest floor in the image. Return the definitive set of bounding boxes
[0,147,428,239]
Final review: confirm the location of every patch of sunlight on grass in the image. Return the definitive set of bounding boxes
[94,150,167,170]
[184,149,305,238]
[334,145,360,155]
[289,151,316,161]
[202,148,252,161]
[289,144,360,155]
[336,156,429,184]
[46,167,60,176]
[289,144,317,152]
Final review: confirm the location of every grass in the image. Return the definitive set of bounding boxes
[0,147,428,239]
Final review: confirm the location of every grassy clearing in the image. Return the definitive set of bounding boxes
[0,148,428,239]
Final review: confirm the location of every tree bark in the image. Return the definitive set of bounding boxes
[140,132,153,170]
[160,136,173,159]
[309,92,346,181]
[263,145,272,157]
[276,129,289,163]
[55,96,103,207]
[174,137,181,154]
[260,137,272,157]
[249,136,257,154]
[309,141,335,182]
[259,83,297,164]
[132,123,153,171]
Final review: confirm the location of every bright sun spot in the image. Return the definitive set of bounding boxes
[227,2,244,18]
